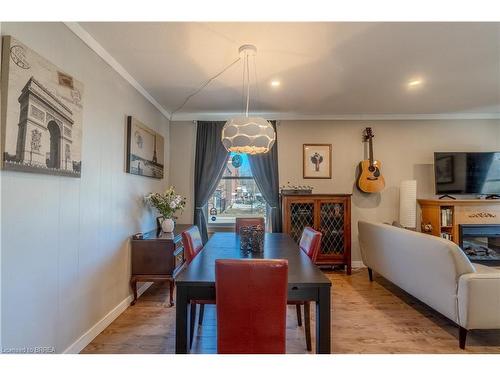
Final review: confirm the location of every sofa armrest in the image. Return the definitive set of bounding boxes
[457,271,500,329]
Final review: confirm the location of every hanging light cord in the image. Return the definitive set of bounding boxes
[252,53,261,108]
[245,52,250,117]
[169,56,241,121]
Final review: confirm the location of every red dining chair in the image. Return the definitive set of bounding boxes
[182,225,204,264]
[235,217,265,233]
[288,226,322,351]
[181,225,215,348]
[216,259,288,354]
[299,226,322,262]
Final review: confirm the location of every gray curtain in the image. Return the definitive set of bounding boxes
[248,121,282,232]
[193,121,230,243]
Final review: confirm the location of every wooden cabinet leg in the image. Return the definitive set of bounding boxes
[169,280,175,307]
[130,277,138,305]
[368,268,373,282]
[346,264,352,275]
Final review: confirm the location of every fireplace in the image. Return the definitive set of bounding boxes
[459,224,500,263]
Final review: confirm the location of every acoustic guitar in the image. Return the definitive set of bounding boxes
[357,127,385,193]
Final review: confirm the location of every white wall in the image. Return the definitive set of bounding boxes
[169,121,196,225]
[170,119,500,263]
[0,23,169,353]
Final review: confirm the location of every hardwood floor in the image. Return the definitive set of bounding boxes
[81,268,500,354]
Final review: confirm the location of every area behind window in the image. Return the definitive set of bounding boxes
[207,152,266,225]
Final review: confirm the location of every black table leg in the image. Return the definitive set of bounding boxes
[175,284,189,354]
[316,285,331,354]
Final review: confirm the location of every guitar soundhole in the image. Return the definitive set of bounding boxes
[368,166,375,172]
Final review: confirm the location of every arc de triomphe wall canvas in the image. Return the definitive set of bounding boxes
[1,36,84,177]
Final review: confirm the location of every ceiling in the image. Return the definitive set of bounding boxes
[78,22,500,119]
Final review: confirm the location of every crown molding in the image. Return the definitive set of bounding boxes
[171,111,500,121]
[64,22,171,120]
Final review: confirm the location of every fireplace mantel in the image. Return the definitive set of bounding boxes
[418,199,500,245]
[418,199,500,206]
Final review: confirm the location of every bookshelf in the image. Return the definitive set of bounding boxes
[440,206,454,241]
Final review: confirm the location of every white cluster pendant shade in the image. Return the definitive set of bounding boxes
[222,116,276,155]
[221,44,276,155]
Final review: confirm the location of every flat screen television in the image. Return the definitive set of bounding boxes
[434,152,500,196]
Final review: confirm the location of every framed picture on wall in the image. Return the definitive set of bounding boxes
[303,144,332,179]
[126,116,164,179]
[0,35,84,177]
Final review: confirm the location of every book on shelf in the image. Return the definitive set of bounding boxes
[440,232,453,241]
[441,208,453,227]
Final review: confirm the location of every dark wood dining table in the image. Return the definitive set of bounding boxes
[175,232,332,354]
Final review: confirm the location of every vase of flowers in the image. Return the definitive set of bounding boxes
[145,187,186,233]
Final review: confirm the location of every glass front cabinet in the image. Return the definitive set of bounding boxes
[281,194,352,274]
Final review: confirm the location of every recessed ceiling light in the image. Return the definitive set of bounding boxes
[407,78,423,88]
[270,80,281,87]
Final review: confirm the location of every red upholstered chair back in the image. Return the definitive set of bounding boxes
[215,259,288,354]
[299,227,322,262]
[235,217,265,233]
[181,226,204,264]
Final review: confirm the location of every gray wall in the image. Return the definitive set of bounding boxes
[170,119,500,262]
[0,23,169,352]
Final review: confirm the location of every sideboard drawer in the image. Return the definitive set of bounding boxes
[173,246,185,275]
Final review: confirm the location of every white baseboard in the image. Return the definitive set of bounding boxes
[63,282,153,354]
[351,261,366,269]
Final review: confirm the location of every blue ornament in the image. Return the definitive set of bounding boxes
[231,154,243,168]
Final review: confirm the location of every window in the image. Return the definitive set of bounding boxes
[207,152,266,225]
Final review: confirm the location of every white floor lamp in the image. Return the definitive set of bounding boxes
[399,180,417,230]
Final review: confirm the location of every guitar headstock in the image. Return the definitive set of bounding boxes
[363,127,374,142]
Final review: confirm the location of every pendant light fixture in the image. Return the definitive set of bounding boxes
[221,45,276,155]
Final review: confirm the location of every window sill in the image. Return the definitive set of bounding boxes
[207,222,235,234]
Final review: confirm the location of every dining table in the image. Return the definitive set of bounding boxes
[175,232,332,354]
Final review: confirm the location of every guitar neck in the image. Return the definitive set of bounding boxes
[368,136,374,165]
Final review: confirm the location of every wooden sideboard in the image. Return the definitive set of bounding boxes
[130,224,192,306]
[281,193,352,273]
[418,199,500,244]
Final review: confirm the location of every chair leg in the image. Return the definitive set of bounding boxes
[198,304,205,325]
[169,280,175,307]
[368,268,373,282]
[189,302,196,349]
[459,327,468,349]
[304,302,312,351]
[295,304,302,327]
